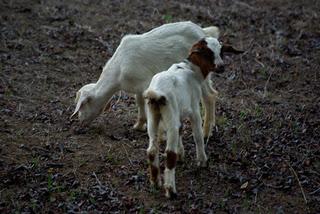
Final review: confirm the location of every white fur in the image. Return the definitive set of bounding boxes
[144,37,223,198]
[205,37,223,66]
[71,21,219,137]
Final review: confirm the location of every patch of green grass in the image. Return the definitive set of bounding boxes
[138,206,145,214]
[216,115,228,127]
[105,153,119,165]
[231,142,238,156]
[241,196,252,212]
[89,197,96,205]
[149,185,160,195]
[257,67,269,80]
[79,159,87,167]
[31,156,40,168]
[137,170,145,177]
[239,110,249,120]
[30,199,38,211]
[254,105,263,118]
[218,198,227,209]
[47,173,53,192]
[68,189,83,202]
[162,14,173,23]
[238,123,252,145]
[3,87,12,99]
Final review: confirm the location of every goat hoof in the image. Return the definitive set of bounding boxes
[197,160,208,168]
[165,188,178,199]
[133,123,146,131]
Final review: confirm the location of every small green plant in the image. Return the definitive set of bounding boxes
[137,170,145,177]
[231,142,238,156]
[47,174,53,192]
[216,115,228,127]
[241,196,252,211]
[219,198,227,209]
[257,67,268,79]
[138,206,145,214]
[79,159,87,167]
[31,156,40,168]
[239,110,248,120]
[31,199,38,211]
[254,105,263,117]
[237,122,252,145]
[89,197,96,205]
[105,153,119,165]
[223,186,232,198]
[68,190,78,202]
[162,14,173,23]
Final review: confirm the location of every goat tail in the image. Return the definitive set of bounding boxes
[202,26,220,38]
[144,90,166,113]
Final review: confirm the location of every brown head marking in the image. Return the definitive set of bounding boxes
[187,39,216,78]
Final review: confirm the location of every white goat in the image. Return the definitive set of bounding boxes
[71,21,219,138]
[144,37,243,198]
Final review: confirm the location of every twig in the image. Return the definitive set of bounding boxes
[254,189,258,204]
[254,58,265,68]
[92,172,102,187]
[241,39,255,57]
[46,162,64,168]
[121,143,134,167]
[232,0,257,11]
[263,70,273,98]
[309,187,320,195]
[287,161,308,204]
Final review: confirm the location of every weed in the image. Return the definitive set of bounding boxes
[31,156,40,168]
[239,110,248,120]
[257,67,269,79]
[241,195,252,212]
[47,174,53,192]
[138,206,145,214]
[162,14,173,23]
[216,115,228,127]
[254,105,263,118]
[31,199,38,211]
[105,153,119,165]
[79,159,87,167]
[3,87,12,99]
[137,170,145,177]
[68,190,78,202]
[89,197,96,205]
[231,142,238,156]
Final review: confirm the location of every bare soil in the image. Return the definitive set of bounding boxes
[1,0,320,213]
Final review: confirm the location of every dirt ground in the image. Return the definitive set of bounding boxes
[1,0,320,213]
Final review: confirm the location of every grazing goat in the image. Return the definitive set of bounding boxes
[71,21,219,138]
[144,37,243,198]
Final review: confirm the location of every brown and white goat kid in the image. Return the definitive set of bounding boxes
[71,21,219,139]
[144,37,243,198]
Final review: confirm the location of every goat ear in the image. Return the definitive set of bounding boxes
[189,48,201,55]
[221,45,244,54]
[70,93,91,119]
